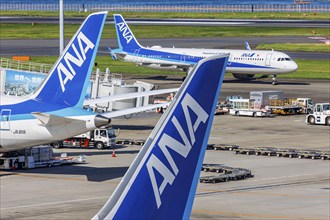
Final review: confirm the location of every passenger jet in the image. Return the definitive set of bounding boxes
[0,12,176,152]
[109,14,298,83]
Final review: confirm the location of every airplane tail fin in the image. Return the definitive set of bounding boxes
[92,54,229,220]
[113,14,142,52]
[32,11,108,108]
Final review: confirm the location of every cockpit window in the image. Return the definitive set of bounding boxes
[277,57,291,61]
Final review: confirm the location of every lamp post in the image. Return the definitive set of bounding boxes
[59,0,64,55]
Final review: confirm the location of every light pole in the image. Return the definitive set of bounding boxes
[59,0,64,55]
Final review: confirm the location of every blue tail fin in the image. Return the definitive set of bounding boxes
[113,14,142,52]
[32,11,108,107]
[92,54,229,220]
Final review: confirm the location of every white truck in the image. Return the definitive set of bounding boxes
[0,145,86,170]
[229,99,271,117]
[53,126,116,150]
[295,98,314,114]
[306,103,330,125]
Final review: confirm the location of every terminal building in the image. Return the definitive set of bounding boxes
[0,58,155,112]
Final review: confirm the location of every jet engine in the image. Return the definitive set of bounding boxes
[232,73,255,80]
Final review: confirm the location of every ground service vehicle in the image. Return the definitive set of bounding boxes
[229,99,271,117]
[53,126,116,149]
[294,98,314,114]
[268,98,302,115]
[0,145,86,170]
[306,103,330,125]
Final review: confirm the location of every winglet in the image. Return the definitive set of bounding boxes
[92,54,229,220]
[113,14,142,52]
[33,11,108,108]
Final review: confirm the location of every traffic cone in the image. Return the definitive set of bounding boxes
[112,150,116,157]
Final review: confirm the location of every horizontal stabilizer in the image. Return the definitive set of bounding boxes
[32,112,84,127]
[107,46,118,60]
[245,41,251,50]
[84,88,179,105]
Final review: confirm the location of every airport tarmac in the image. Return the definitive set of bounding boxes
[1,78,329,220]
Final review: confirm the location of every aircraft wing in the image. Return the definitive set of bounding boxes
[101,102,170,118]
[84,88,179,105]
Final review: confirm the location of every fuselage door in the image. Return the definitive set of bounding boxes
[180,53,187,63]
[265,53,272,66]
[133,49,140,62]
[0,109,11,130]
[228,53,233,66]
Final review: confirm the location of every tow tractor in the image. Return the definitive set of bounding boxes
[306,103,330,125]
[52,126,116,149]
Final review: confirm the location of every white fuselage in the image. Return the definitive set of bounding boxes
[0,95,98,152]
[120,47,298,75]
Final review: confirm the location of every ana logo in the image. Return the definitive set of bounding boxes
[57,31,94,92]
[146,93,209,208]
[241,53,255,57]
[116,21,133,44]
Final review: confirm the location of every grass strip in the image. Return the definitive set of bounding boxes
[256,43,330,53]
[0,23,328,39]
[26,56,329,80]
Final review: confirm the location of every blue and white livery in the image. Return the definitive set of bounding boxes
[0,12,109,151]
[111,14,298,82]
[93,54,229,220]
[0,12,176,152]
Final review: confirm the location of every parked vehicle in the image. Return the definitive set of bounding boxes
[53,126,116,149]
[306,103,330,125]
[229,99,271,117]
[268,98,303,115]
[294,98,314,114]
[0,145,86,170]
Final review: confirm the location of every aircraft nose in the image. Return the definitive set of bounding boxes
[290,61,298,72]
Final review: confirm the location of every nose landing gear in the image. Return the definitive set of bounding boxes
[271,75,278,85]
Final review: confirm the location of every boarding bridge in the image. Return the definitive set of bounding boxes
[89,69,154,112]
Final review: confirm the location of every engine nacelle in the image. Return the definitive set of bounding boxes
[232,73,255,80]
